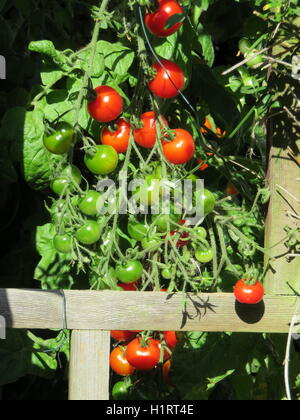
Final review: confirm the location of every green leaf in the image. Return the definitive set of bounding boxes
[96,41,134,76]
[41,61,65,86]
[22,108,62,190]
[191,60,240,129]
[197,31,215,67]
[165,13,185,30]
[0,330,58,386]
[76,50,105,78]
[34,223,74,289]
[172,333,267,400]
[29,40,59,59]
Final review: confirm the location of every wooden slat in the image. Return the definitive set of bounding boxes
[0,289,299,333]
[69,330,110,401]
[265,32,300,295]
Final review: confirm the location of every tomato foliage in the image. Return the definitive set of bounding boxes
[0,0,299,401]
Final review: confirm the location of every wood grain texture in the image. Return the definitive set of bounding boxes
[69,330,110,400]
[265,36,300,295]
[0,289,299,333]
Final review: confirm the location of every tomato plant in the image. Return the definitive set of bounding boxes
[112,381,131,400]
[43,122,74,155]
[110,346,135,376]
[148,59,185,98]
[162,129,195,164]
[50,165,82,195]
[2,0,299,402]
[84,145,119,175]
[75,221,102,246]
[145,0,184,38]
[111,331,137,342]
[134,112,168,148]
[195,248,214,264]
[164,331,178,350]
[126,338,160,371]
[53,234,73,254]
[234,279,265,305]
[88,86,123,123]
[101,119,131,154]
[116,260,144,284]
[78,190,102,216]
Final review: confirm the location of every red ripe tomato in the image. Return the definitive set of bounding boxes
[110,346,135,376]
[87,86,123,123]
[111,331,137,342]
[234,279,264,304]
[145,0,184,38]
[163,129,195,164]
[126,338,160,371]
[163,359,174,386]
[148,59,184,99]
[134,112,168,148]
[226,183,240,196]
[200,117,212,134]
[198,159,209,171]
[164,331,178,350]
[170,230,189,247]
[216,127,226,138]
[157,340,171,360]
[101,119,130,153]
[118,282,138,291]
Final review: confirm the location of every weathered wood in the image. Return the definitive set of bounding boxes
[69,330,110,400]
[265,30,300,295]
[0,289,299,333]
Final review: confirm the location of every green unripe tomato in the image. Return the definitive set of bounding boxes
[186,174,199,183]
[194,226,208,239]
[116,260,144,284]
[195,248,214,263]
[43,122,74,155]
[84,145,118,175]
[112,381,130,400]
[194,189,216,215]
[79,190,102,216]
[239,38,251,54]
[141,236,162,252]
[133,175,161,206]
[245,53,264,69]
[75,221,101,245]
[53,234,73,254]
[161,267,175,280]
[152,209,181,233]
[128,220,148,241]
[50,165,82,195]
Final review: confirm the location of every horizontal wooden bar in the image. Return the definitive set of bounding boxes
[0,289,299,333]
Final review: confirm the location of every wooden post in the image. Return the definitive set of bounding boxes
[265,29,300,295]
[69,330,111,401]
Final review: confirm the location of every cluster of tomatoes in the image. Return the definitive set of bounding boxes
[110,329,180,400]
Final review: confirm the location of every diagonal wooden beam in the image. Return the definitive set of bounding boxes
[0,289,298,333]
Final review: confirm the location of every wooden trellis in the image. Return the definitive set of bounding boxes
[0,289,299,400]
